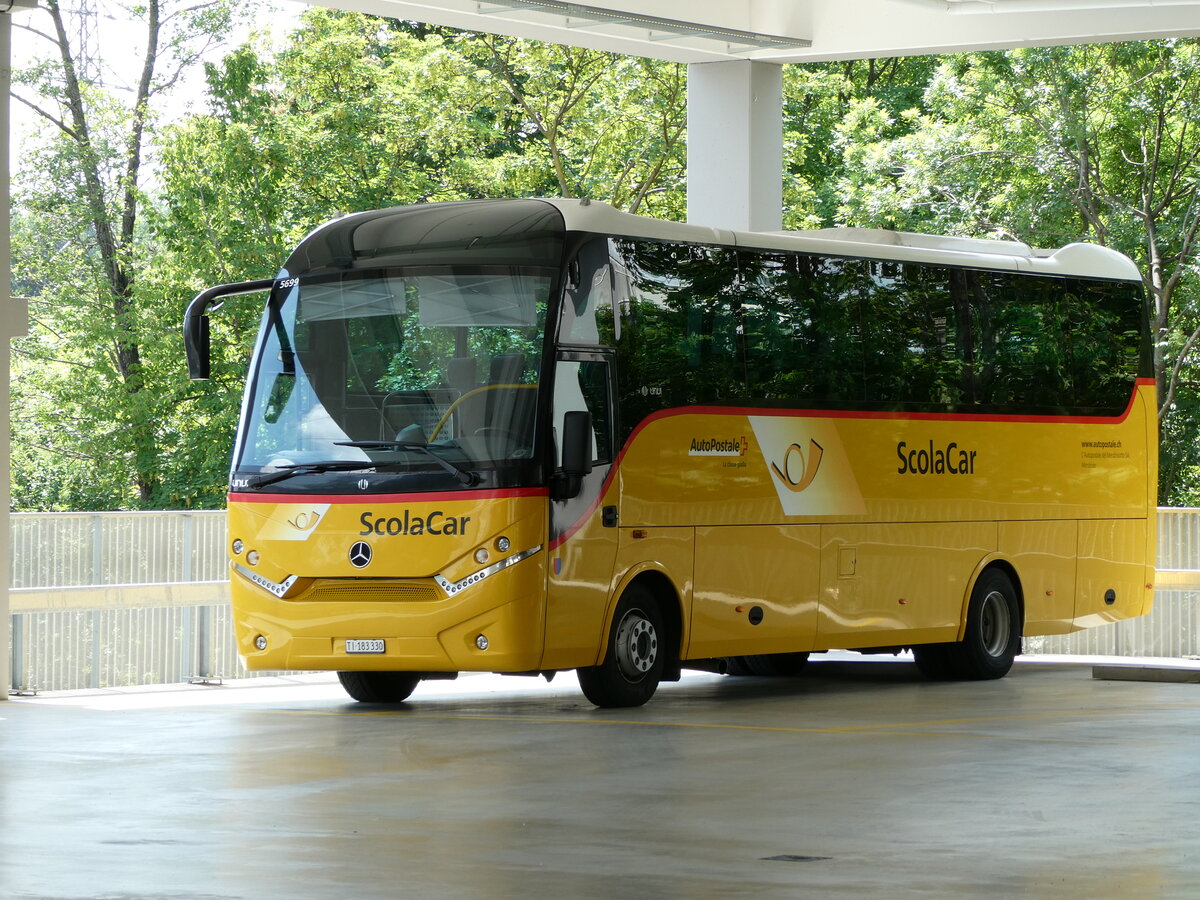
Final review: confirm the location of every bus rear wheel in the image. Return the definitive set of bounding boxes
[577,586,666,708]
[913,568,1021,681]
[337,670,421,703]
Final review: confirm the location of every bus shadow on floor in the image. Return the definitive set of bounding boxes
[329,657,1069,714]
[676,655,1071,705]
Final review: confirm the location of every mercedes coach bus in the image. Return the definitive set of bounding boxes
[185,199,1156,708]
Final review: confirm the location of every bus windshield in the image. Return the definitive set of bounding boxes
[235,266,550,480]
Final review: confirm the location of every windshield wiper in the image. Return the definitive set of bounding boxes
[246,460,384,489]
[335,440,480,487]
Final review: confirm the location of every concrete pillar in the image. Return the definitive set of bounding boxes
[686,60,784,233]
[2,4,12,699]
[2,1,36,699]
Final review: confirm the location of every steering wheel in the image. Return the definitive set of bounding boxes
[428,384,536,441]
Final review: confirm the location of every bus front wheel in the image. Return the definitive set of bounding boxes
[577,586,666,708]
[337,670,421,703]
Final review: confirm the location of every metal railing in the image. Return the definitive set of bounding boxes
[1029,508,1200,658]
[8,509,1200,693]
[11,510,228,588]
[9,511,239,692]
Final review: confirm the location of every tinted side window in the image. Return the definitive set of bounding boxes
[964,272,1143,414]
[559,239,617,346]
[859,261,958,408]
[741,252,866,405]
[747,251,1143,416]
[613,239,1144,428]
[614,240,743,435]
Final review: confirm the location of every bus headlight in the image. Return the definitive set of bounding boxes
[232,539,244,555]
[496,536,511,553]
[474,548,490,565]
[246,550,260,566]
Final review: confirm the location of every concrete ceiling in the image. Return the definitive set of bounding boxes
[314,0,1200,63]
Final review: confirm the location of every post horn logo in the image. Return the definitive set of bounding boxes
[770,439,824,493]
[287,510,321,530]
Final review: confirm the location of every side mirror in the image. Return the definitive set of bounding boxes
[553,411,593,501]
[184,278,275,381]
[561,411,593,477]
[185,314,211,380]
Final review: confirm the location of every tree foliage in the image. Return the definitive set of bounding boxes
[782,57,938,229]
[11,0,245,509]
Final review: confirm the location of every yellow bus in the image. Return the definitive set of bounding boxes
[185,199,1156,708]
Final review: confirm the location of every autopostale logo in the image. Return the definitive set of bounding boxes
[688,435,747,457]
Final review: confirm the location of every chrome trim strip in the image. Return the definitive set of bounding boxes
[434,546,542,597]
[232,563,299,598]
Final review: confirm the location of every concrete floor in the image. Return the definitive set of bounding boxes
[3,657,1199,899]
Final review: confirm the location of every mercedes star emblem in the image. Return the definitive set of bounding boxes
[348,541,372,568]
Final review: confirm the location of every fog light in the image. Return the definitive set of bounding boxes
[496,536,511,553]
[475,634,489,651]
[232,539,244,555]
[254,635,268,651]
[474,548,490,565]
[246,550,260,566]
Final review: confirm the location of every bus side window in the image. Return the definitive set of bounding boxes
[552,359,612,467]
[740,250,866,406]
[560,239,616,346]
[613,239,744,432]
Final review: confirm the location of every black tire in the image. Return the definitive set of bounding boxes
[954,568,1022,679]
[913,569,1021,681]
[724,652,810,677]
[337,670,421,703]
[577,586,666,708]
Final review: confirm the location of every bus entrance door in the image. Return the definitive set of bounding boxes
[541,353,619,670]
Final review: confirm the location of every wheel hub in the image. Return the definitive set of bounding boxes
[614,609,658,680]
[979,590,1011,657]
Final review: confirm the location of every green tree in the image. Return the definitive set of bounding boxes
[24,6,1200,507]
[468,34,687,217]
[11,0,244,508]
[782,57,939,229]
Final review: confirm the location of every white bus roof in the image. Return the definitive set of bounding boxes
[542,199,1143,283]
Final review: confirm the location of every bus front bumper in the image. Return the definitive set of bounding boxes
[230,560,546,673]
